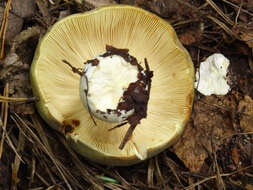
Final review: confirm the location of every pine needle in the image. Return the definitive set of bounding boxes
[0,83,9,159]
[0,96,37,103]
[13,113,73,190]
[11,132,25,190]
[184,165,253,189]
[0,0,12,59]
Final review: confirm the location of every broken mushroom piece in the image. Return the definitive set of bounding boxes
[30,5,194,166]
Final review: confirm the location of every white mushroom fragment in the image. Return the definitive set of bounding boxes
[195,53,230,96]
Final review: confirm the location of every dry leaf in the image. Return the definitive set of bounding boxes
[172,96,235,172]
[171,122,208,172]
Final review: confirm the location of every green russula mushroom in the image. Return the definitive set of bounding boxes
[30,5,194,166]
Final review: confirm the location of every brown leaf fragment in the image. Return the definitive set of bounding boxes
[0,7,23,43]
[11,0,36,18]
[238,95,253,132]
[171,122,208,172]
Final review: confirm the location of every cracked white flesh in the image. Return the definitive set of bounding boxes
[195,53,230,96]
[80,55,138,122]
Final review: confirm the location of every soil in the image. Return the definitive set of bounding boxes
[0,0,253,190]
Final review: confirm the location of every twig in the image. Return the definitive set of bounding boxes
[62,60,83,76]
[108,122,128,131]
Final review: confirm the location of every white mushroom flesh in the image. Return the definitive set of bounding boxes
[80,55,139,122]
[195,53,230,96]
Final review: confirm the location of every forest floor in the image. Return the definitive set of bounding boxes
[0,0,253,189]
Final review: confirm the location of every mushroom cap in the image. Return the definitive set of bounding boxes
[30,5,194,166]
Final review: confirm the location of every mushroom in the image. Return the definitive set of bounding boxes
[30,5,194,166]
